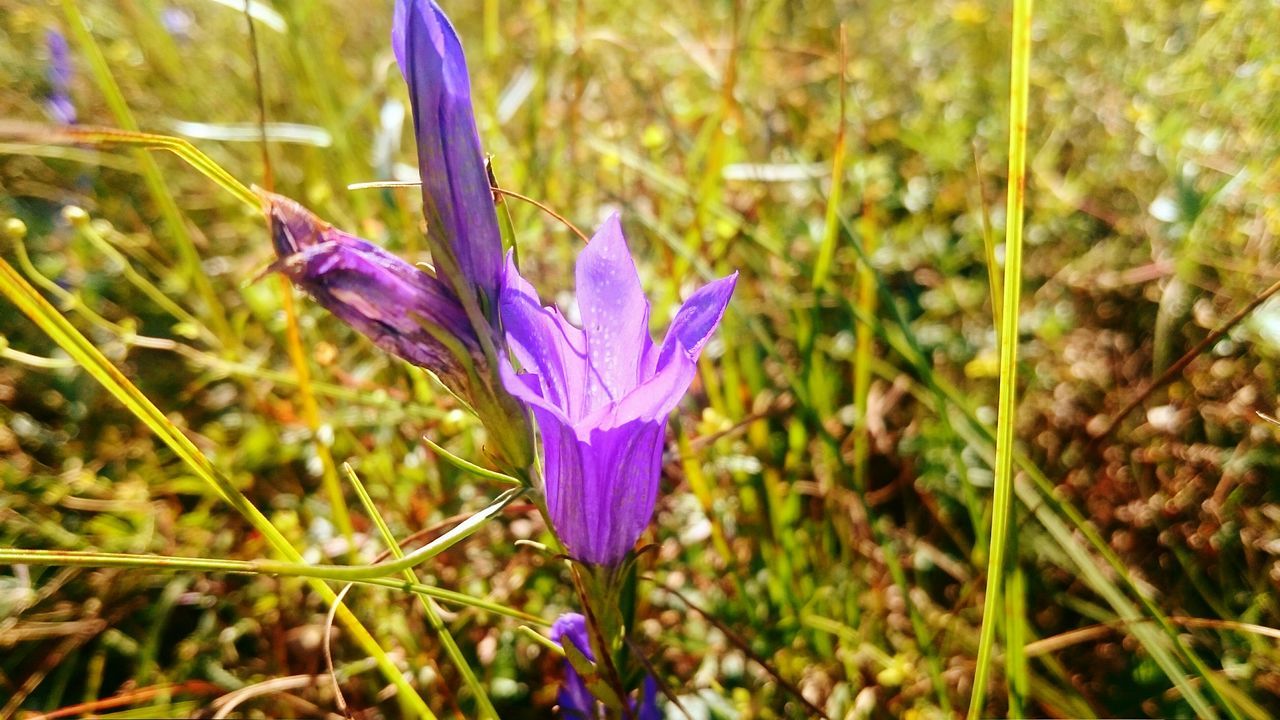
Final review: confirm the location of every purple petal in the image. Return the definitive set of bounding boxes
[650,272,738,373]
[551,613,598,718]
[497,358,578,433]
[575,215,653,411]
[393,0,502,309]
[499,253,589,419]
[636,675,661,720]
[495,211,736,568]
[538,406,666,565]
[551,613,593,661]
[582,344,696,431]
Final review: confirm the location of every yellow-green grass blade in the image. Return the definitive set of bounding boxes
[59,0,229,340]
[0,123,261,212]
[0,254,435,717]
[344,464,500,720]
[833,215,1231,716]
[852,295,1229,717]
[421,436,523,486]
[0,548,544,626]
[276,275,357,554]
[967,0,1033,713]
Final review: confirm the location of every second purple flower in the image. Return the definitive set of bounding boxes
[499,216,737,566]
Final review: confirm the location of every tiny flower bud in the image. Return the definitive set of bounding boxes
[61,205,89,227]
[3,218,28,240]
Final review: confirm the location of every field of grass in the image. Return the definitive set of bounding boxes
[2,0,1280,718]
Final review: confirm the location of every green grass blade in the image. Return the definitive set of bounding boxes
[841,212,1236,716]
[59,0,229,340]
[343,463,499,720]
[968,0,1033,713]
[0,255,435,717]
[421,437,523,486]
[0,123,261,211]
[851,202,878,493]
[0,548,544,625]
[811,43,847,292]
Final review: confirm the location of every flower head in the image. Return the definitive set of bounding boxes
[260,190,477,392]
[392,0,502,317]
[551,613,661,720]
[552,613,597,719]
[500,216,737,565]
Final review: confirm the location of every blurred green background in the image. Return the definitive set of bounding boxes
[2,0,1280,717]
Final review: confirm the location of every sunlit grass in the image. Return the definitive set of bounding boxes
[2,0,1280,717]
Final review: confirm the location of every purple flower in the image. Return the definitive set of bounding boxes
[260,190,477,392]
[552,613,663,720]
[552,613,597,719]
[392,0,502,316]
[499,215,737,566]
[45,29,75,125]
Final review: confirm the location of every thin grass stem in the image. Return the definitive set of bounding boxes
[967,0,1032,713]
[0,548,544,626]
[342,464,500,719]
[58,1,229,341]
[0,254,435,717]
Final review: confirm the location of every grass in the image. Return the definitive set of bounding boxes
[967,0,1033,713]
[3,0,1280,718]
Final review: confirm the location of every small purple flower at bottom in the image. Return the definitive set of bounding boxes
[552,614,597,719]
[499,215,736,566]
[260,190,478,392]
[552,613,661,720]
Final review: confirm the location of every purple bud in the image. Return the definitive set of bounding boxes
[260,190,478,391]
[499,215,737,566]
[551,612,664,719]
[392,0,503,317]
[552,613,597,719]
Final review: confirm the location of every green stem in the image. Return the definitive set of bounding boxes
[968,0,1032,715]
[59,0,230,342]
[0,547,544,626]
[70,213,217,346]
[421,437,522,487]
[343,465,500,719]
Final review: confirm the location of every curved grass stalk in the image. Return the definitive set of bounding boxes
[0,123,261,213]
[966,0,1033,714]
[70,215,218,346]
[10,228,128,337]
[343,465,501,719]
[0,345,79,370]
[0,548,543,626]
[58,1,228,340]
[421,436,523,487]
[0,255,435,718]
